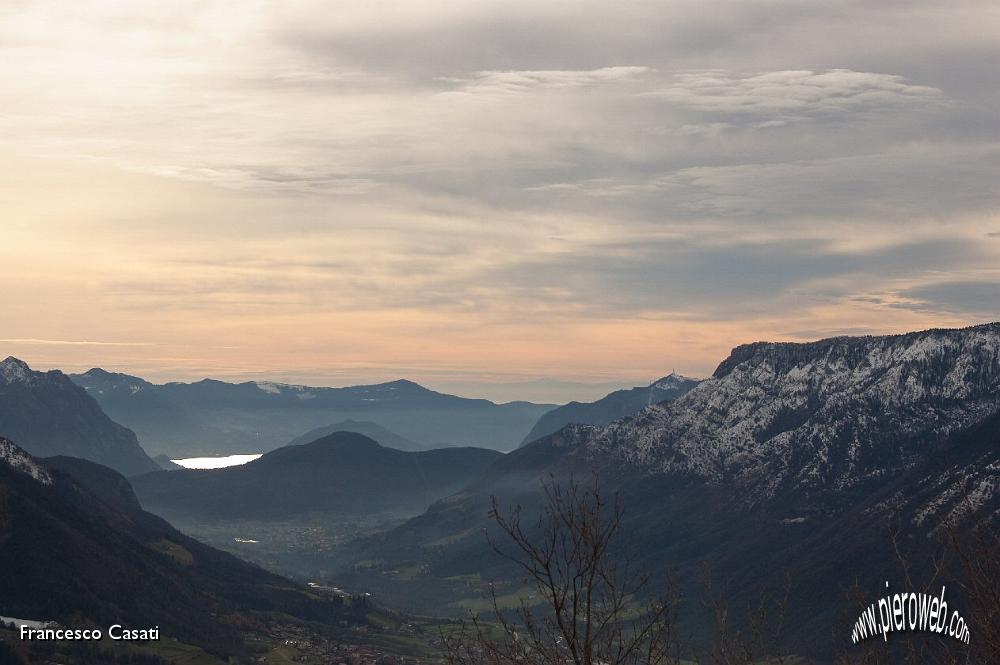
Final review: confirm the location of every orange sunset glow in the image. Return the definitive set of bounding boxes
[3,1,999,401]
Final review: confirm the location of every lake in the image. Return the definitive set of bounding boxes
[171,453,263,469]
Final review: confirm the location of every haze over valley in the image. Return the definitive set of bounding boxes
[71,368,556,456]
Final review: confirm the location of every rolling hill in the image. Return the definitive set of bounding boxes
[131,431,504,521]
[286,419,428,451]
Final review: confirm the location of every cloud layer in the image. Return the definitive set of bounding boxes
[1,0,999,397]
[646,69,944,128]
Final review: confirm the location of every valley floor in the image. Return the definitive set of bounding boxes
[163,511,411,582]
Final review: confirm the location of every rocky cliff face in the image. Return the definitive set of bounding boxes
[578,323,1000,510]
[0,357,159,476]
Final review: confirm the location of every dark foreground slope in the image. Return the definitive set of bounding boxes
[72,370,552,455]
[0,438,348,656]
[332,323,1000,657]
[0,357,158,476]
[521,373,700,444]
[132,432,503,521]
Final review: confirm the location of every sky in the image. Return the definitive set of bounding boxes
[2,0,999,403]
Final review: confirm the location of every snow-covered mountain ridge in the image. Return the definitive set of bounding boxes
[0,357,32,384]
[571,323,1000,504]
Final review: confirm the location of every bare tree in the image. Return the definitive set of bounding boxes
[444,476,678,665]
[700,568,791,665]
[947,522,1000,663]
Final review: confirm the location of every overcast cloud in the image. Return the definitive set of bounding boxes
[1,0,998,399]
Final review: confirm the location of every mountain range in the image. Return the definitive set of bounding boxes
[4,323,999,659]
[330,323,1000,654]
[520,372,701,444]
[131,431,503,521]
[71,369,554,456]
[0,437,352,657]
[0,357,158,476]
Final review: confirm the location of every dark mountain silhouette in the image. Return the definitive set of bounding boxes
[0,357,158,476]
[332,323,1000,655]
[0,438,349,656]
[520,373,700,445]
[287,419,428,451]
[71,370,553,456]
[131,431,503,521]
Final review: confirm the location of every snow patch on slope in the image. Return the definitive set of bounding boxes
[580,324,1000,509]
[255,381,313,395]
[0,438,52,485]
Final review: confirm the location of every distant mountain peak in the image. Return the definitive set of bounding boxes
[521,372,701,445]
[301,430,383,451]
[76,367,152,391]
[0,437,52,485]
[373,378,431,392]
[0,356,31,384]
[651,373,700,389]
[386,378,421,387]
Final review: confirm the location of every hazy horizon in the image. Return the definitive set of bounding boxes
[3,352,666,404]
